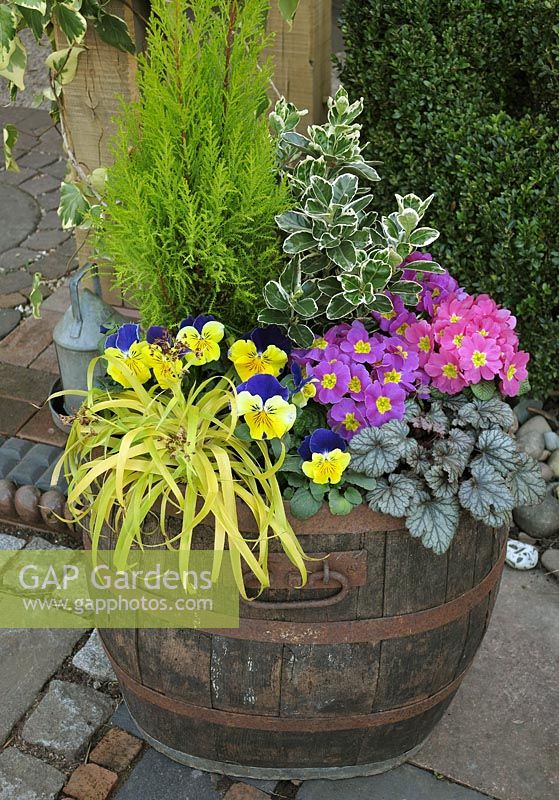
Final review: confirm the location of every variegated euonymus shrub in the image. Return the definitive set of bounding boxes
[348,396,545,554]
[260,87,444,347]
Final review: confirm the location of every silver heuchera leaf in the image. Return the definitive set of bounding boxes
[349,419,419,478]
[458,461,515,522]
[406,494,460,554]
[457,398,514,431]
[432,428,475,481]
[474,429,518,477]
[507,452,547,506]
[348,426,400,477]
[366,473,428,518]
[424,464,457,499]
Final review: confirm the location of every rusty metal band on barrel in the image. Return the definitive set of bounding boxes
[102,545,505,733]
[109,654,464,731]
[204,541,506,644]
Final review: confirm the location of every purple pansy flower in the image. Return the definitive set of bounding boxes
[236,373,290,402]
[104,323,141,354]
[146,325,172,347]
[298,428,348,461]
[247,325,293,356]
[179,314,216,332]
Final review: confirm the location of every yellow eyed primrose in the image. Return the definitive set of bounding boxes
[234,374,296,440]
[176,314,224,366]
[104,323,151,388]
[228,325,290,381]
[299,429,351,485]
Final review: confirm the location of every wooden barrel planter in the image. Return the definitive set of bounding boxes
[96,506,507,780]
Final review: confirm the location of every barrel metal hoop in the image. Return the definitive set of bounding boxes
[107,653,464,732]
[205,542,506,645]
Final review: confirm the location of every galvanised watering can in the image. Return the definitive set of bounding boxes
[53,264,128,415]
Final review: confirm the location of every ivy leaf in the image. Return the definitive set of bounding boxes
[278,0,299,25]
[18,6,44,41]
[54,3,87,43]
[16,0,46,12]
[507,452,547,506]
[458,461,515,522]
[474,428,518,477]
[349,420,413,477]
[289,487,323,520]
[0,36,26,90]
[58,181,90,229]
[0,6,16,55]
[367,473,427,518]
[471,379,497,400]
[328,487,353,516]
[3,124,19,172]
[432,428,475,481]
[93,13,135,55]
[406,494,460,554]
[45,46,84,86]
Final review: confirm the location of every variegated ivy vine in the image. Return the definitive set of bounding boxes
[348,395,546,554]
[261,86,446,347]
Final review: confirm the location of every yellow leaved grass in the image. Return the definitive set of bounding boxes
[53,353,309,597]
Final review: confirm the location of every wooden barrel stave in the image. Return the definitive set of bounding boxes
[98,510,506,777]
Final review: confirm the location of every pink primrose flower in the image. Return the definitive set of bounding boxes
[458,333,502,382]
[499,350,529,396]
[424,351,467,395]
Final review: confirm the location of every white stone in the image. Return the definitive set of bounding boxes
[505,539,539,570]
[72,630,115,682]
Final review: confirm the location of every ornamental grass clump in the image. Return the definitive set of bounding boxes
[59,84,546,596]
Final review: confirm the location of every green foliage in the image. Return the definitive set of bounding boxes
[280,448,372,520]
[0,0,134,97]
[56,360,309,598]
[95,0,288,330]
[260,87,445,346]
[349,398,546,554]
[339,0,559,396]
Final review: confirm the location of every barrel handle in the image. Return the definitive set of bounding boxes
[242,563,350,609]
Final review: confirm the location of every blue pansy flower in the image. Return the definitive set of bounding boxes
[298,428,350,485]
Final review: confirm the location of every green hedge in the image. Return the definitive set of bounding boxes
[339,0,559,396]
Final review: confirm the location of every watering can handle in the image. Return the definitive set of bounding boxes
[69,263,103,326]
